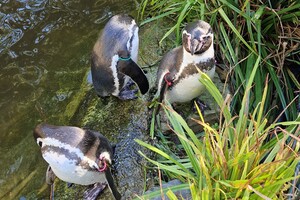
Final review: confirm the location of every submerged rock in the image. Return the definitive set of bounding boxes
[145,179,192,200]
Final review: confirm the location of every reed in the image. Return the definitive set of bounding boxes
[137,0,300,198]
[139,0,300,122]
[136,67,300,199]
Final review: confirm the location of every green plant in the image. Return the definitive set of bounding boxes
[139,0,300,122]
[137,0,300,198]
[135,66,300,199]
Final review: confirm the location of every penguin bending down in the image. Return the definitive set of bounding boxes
[33,123,121,200]
[156,20,215,105]
[91,14,149,100]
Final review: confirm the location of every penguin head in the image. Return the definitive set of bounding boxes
[100,14,139,60]
[33,123,114,171]
[33,123,83,148]
[33,123,50,147]
[182,20,213,55]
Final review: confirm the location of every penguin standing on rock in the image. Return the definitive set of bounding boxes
[156,20,215,105]
[91,14,149,100]
[33,123,121,200]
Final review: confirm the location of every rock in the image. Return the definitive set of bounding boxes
[47,20,169,199]
[145,179,192,200]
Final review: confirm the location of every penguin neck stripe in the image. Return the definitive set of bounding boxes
[41,137,99,169]
[118,56,131,61]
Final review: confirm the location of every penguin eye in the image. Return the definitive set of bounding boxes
[37,138,43,147]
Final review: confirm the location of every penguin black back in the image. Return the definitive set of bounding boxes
[91,14,149,100]
[34,124,113,161]
[33,123,120,200]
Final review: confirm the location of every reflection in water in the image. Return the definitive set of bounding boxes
[0,0,136,199]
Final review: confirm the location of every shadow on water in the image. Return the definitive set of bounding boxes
[0,0,154,199]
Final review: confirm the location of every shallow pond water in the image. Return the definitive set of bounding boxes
[0,0,153,199]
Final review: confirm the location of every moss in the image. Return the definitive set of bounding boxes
[60,70,92,123]
[53,180,114,199]
[47,21,167,199]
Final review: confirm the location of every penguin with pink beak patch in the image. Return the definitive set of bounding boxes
[33,123,121,200]
[156,20,215,105]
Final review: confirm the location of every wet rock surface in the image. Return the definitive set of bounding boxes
[145,179,192,200]
[0,0,157,199]
[64,89,154,199]
[43,20,167,199]
[0,0,228,197]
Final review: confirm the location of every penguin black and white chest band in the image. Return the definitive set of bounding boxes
[33,123,121,200]
[156,20,216,104]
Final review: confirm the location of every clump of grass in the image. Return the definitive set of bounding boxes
[137,0,300,198]
[138,0,300,122]
[136,63,300,199]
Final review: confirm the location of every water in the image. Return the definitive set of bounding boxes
[0,0,142,199]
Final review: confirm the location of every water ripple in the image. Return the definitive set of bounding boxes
[0,26,24,54]
[0,0,47,55]
[17,64,44,86]
[6,156,23,176]
[25,0,48,12]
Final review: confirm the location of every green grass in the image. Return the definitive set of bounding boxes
[136,0,300,199]
[139,0,300,122]
[136,67,300,199]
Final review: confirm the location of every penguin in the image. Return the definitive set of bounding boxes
[91,14,149,100]
[33,123,121,200]
[156,20,215,104]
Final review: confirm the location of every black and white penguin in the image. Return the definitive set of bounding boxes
[156,20,215,104]
[91,14,149,100]
[33,123,121,200]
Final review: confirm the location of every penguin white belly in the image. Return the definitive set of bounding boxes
[166,67,215,103]
[43,151,106,185]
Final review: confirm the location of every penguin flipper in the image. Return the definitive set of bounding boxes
[118,59,149,94]
[158,72,174,103]
[105,169,121,200]
[83,182,106,200]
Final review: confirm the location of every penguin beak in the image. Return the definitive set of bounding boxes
[190,39,203,55]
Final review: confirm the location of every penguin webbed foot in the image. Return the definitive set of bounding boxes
[193,98,210,114]
[118,80,139,100]
[118,88,138,100]
[83,182,107,200]
[46,165,56,185]
[125,79,136,88]
[67,182,74,188]
[45,166,56,200]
